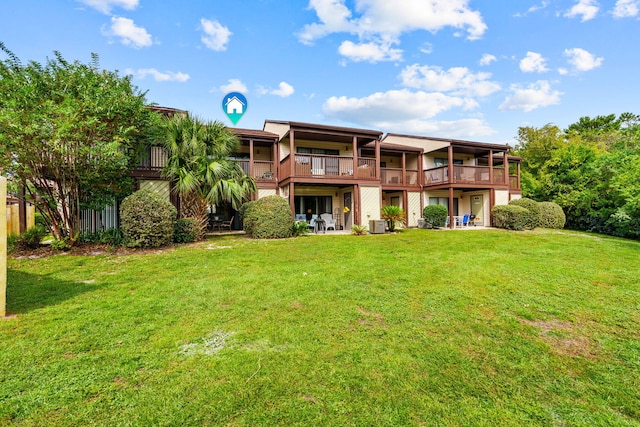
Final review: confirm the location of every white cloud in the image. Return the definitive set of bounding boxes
[479,53,496,66]
[102,16,152,48]
[200,18,232,51]
[514,1,549,17]
[378,118,496,138]
[298,0,487,62]
[612,0,639,17]
[338,40,402,62]
[499,80,562,112]
[420,42,433,54]
[126,68,189,82]
[77,0,138,14]
[258,82,295,97]
[323,89,477,125]
[270,82,295,97]
[558,68,569,75]
[564,0,600,21]
[564,47,604,71]
[219,79,248,93]
[400,64,501,97]
[519,51,549,73]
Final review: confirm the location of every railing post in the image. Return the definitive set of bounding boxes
[447,145,454,184]
[290,130,296,178]
[489,150,494,184]
[249,138,254,178]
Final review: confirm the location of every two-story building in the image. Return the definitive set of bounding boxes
[83,112,521,232]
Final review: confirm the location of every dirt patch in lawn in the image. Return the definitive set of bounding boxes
[520,318,599,359]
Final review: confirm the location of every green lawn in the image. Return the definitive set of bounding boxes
[2,229,640,426]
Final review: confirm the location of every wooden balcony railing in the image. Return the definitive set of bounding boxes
[236,160,275,181]
[279,154,377,179]
[509,175,520,190]
[424,166,509,186]
[135,146,167,171]
[380,168,419,185]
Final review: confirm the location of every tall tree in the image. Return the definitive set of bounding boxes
[161,114,256,238]
[0,44,160,241]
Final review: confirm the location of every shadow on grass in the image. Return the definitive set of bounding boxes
[6,270,104,315]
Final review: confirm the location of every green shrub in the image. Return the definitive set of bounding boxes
[492,204,531,230]
[422,205,448,228]
[292,220,310,237]
[18,224,48,249]
[120,190,177,248]
[538,202,566,229]
[100,227,124,246]
[174,218,200,243]
[381,205,405,232]
[351,224,368,235]
[243,195,293,239]
[50,237,72,251]
[509,198,540,229]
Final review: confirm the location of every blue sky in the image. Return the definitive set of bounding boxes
[2,0,638,144]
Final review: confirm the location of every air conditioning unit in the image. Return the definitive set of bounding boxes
[369,220,386,234]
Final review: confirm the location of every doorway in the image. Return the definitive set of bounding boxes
[471,195,483,225]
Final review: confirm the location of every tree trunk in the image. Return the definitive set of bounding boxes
[180,192,209,240]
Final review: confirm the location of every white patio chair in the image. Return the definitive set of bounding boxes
[320,213,336,230]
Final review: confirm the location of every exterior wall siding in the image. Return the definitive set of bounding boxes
[407,192,422,227]
[359,186,381,224]
[140,180,171,200]
[80,200,119,232]
[257,188,277,199]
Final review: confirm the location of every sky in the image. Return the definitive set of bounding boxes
[1,0,639,144]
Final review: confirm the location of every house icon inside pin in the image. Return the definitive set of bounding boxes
[225,96,245,115]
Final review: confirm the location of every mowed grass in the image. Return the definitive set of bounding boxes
[1,228,640,426]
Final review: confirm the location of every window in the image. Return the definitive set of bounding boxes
[429,197,458,215]
[295,196,333,216]
[434,158,463,167]
[297,147,340,156]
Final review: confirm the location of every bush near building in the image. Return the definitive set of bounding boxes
[538,201,566,229]
[120,190,177,248]
[242,195,293,239]
[422,205,448,228]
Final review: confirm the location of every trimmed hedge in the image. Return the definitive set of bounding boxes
[492,205,531,230]
[120,190,177,248]
[538,201,566,229]
[174,218,200,243]
[508,197,540,229]
[422,204,448,228]
[242,195,293,239]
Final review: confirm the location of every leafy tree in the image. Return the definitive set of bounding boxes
[515,113,640,239]
[0,44,161,242]
[161,114,256,238]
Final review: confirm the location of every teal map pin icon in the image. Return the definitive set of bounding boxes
[222,92,247,125]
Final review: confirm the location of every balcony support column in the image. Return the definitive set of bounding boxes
[447,145,454,184]
[503,152,508,184]
[289,182,295,219]
[488,150,494,185]
[375,138,381,180]
[352,136,358,178]
[402,152,406,185]
[448,186,454,229]
[290,130,296,178]
[249,139,254,178]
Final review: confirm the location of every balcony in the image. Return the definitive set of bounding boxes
[380,168,419,186]
[280,154,377,180]
[424,165,508,187]
[236,160,276,181]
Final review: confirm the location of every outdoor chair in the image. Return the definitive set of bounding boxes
[320,213,336,230]
[459,214,470,227]
[220,216,234,231]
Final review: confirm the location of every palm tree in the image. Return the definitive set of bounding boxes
[380,205,406,232]
[161,114,256,238]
